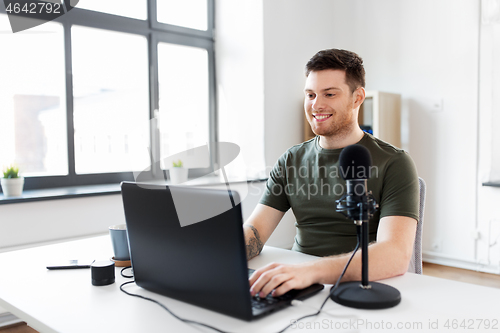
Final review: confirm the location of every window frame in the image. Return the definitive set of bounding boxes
[0,0,216,191]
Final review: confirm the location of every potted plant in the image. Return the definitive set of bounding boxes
[169,160,188,184]
[1,165,24,197]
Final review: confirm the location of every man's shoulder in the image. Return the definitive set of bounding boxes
[362,134,417,183]
[362,133,409,161]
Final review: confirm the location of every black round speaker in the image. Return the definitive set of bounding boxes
[91,260,115,286]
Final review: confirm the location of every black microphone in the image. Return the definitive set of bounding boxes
[336,144,377,222]
[331,144,401,310]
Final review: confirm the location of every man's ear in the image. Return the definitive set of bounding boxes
[353,87,366,108]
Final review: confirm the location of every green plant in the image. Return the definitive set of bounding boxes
[3,165,20,179]
[172,160,183,168]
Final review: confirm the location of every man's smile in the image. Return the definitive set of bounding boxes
[312,113,332,122]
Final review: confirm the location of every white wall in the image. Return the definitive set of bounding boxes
[215,0,267,178]
[262,0,339,166]
[0,195,125,251]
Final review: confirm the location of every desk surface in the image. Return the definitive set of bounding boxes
[0,236,499,333]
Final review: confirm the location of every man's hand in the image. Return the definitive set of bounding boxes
[249,262,317,297]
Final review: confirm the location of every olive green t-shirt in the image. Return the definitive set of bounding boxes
[259,133,419,257]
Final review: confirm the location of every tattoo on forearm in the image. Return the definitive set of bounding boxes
[245,225,264,260]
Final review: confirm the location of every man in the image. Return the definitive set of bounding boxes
[245,49,419,298]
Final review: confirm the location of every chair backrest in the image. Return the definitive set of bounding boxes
[408,177,426,274]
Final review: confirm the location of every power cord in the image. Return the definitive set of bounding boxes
[118,228,361,333]
[120,266,133,278]
[119,266,232,333]
[120,281,231,333]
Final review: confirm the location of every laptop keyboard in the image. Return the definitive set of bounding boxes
[251,292,294,309]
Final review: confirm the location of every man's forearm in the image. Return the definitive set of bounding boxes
[244,224,264,260]
[311,241,411,285]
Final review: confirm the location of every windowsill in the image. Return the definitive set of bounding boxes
[0,184,122,205]
[0,176,267,205]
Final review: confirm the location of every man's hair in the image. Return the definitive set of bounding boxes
[305,49,365,93]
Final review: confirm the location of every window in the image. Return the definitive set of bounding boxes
[71,27,150,174]
[0,0,215,190]
[158,43,209,169]
[76,0,147,20]
[157,0,208,31]
[0,19,67,177]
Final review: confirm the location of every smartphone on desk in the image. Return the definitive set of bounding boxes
[46,259,95,270]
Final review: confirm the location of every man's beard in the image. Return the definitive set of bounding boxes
[311,109,354,139]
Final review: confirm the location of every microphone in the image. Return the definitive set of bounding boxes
[331,144,401,310]
[336,144,377,222]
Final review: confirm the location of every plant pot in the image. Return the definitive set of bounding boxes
[1,177,25,197]
[169,167,188,185]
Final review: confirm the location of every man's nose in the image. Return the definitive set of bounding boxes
[312,96,325,110]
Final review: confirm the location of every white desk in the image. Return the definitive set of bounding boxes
[0,236,499,333]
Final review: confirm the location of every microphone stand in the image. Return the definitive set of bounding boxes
[332,180,401,309]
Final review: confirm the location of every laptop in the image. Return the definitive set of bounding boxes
[120,182,324,321]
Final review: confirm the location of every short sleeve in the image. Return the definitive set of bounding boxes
[259,154,291,212]
[379,151,420,221]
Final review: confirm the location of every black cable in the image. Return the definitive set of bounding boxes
[119,266,231,332]
[119,265,231,332]
[120,266,133,278]
[119,281,233,333]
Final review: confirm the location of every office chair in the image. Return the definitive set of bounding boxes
[408,177,426,274]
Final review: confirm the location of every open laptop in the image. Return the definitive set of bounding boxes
[120,182,324,321]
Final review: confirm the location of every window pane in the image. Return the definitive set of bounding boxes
[72,26,150,174]
[157,0,208,31]
[77,0,147,20]
[158,43,209,169]
[0,15,68,177]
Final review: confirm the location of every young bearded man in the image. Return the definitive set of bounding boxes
[245,49,419,298]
